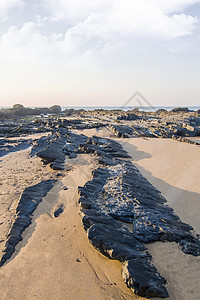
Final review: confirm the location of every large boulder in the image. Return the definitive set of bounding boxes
[156,109,167,114]
[171,107,189,113]
[49,105,62,114]
[12,104,27,116]
[13,104,24,110]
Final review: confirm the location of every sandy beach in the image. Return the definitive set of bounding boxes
[0,150,140,300]
[0,126,200,299]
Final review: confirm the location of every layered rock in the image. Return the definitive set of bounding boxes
[0,180,55,266]
[76,136,200,298]
[0,138,32,158]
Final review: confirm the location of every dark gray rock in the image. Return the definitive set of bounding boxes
[171,107,189,113]
[49,105,62,114]
[32,132,67,170]
[77,137,200,297]
[0,179,55,266]
[54,204,64,218]
[0,139,32,158]
[117,114,140,121]
[122,259,168,298]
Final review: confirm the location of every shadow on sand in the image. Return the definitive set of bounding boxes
[121,139,200,300]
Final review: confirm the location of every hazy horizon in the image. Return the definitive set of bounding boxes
[0,1,200,107]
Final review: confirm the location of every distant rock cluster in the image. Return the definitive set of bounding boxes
[0,104,62,120]
[111,114,200,139]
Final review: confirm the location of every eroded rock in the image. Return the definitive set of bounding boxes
[0,180,55,266]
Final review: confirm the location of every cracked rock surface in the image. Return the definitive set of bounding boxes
[76,136,200,298]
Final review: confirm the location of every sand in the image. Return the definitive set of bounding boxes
[0,151,140,300]
[121,138,200,300]
[0,136,199,299]
[0,149,56,254]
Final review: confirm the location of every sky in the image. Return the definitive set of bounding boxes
[0,0,200,107]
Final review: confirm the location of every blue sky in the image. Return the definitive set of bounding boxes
[0,0,200,107]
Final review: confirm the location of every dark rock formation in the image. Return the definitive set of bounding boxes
[62,132,88,156]
[108,120,200,140]
[54,204,64,218]
[172,135,200,145]
[77,136,200,297]
[117,114,140,121]
[79,166,168,298]
[63,108,75,116]
[109,124,132,138]
[109,124,157,138]
[171,107,189,113]
[49,105,62,114]
[13,104,24,110]
[31,131,67,170]
[0,104,61,119]
[11,104,50,117]
[0,180,55,266]
[156,109,168,114]
[37,136,66,169]
[0,138,32,158]
[78,135,131,160]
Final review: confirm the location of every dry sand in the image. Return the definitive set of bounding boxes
[0,136,199,299]
[0,149,56,254]
[121,138,200,300]
[0,151,140,300]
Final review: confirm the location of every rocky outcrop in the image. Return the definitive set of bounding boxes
[109,120,200,139]
[0,104,61,119]
[31,131,68,170]
[172,135,200,145]
[77,136,200,298]
[171,107,190,113]
[0,138,32,158]
[0,180,55,266]
[37,135,66,170]
[117,113,140,121]
[54,204,64,218]
[109,124,133,138]
[49,105,62,114]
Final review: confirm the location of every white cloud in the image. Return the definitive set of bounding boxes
[152,0,200,13]
[42,0,110,23]
[42,0,199,39]
[0,0,199,66]
[0,0,24,20]
[0,20,80,65]
[0,22,49,63]
[43,0,200,19]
